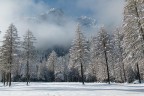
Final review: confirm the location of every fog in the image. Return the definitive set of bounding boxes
[0,0,125,48]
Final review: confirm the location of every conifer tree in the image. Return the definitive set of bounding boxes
[46,50,57,81]
[1,24,20,86]
[114,27,126,82]
[96,27,112,84]
[22,30,36,85]
[69,24,88,85]
[123,0,144,82]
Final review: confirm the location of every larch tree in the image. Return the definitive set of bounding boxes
[89,34,106,82]
[0,46,7,86]
[22,30,36,86]
[96,27,112,84]
[0,24,20,86]
[122,0,144,83]
[88,36,99,82]
[63,54,69,82]
[46,50,57,81]
[69,24,88,85]
[113,27,126,82]
[55,56,68,82]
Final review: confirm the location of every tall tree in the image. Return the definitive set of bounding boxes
[22,30,36,85]
[0,24,20,86]
[113,27,126,82]
[123,0,144,82]
[69,24,88,85]
[88,36,99,82]
[97,27,112,84]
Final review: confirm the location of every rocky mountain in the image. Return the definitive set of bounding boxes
[38,8,65,25]
[25,8,96,28]
[77,16,96,29]
[25,8,65,25]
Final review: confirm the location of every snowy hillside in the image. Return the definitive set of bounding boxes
[0,82,144,96]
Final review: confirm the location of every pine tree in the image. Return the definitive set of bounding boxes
[22,30,36,85]
[69,24,88,85]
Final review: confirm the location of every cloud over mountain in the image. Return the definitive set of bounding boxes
[0,0,125,48]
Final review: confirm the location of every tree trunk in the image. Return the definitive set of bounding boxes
[8,60,11,87]
[136,63,141,83]
[52,60,55,82]
[104,50,110,84]
[9,72,11,87]
[6,73,9,86]
[122,63,126,82]
[3,72,6,86]
[80,61,84,85]
[26,60,29,86]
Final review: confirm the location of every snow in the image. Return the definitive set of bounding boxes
[133,80,144,84]
[0,82,144,96]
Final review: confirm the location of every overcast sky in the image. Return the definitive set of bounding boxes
[0,0,125,47]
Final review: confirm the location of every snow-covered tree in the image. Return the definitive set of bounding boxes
[55,56,63,81]
[69,24,88,85]
[96,27,113,84]
[22,30,36,85]
[88,36,98,82]
[113,27,126,82]
[46,50,57,81]
[122,0,144,82]
[38,58,48,81]
[0,24,20,86]
[62,54,69,81]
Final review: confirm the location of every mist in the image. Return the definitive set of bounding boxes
[0,0,125,48]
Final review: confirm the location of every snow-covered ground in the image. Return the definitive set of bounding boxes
[0,82,144,96]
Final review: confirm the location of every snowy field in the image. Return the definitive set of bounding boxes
[0,82,144,96]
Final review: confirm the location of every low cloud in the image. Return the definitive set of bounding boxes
[77,0,125,26]
[0,0,125,48]
[0,0,76,48]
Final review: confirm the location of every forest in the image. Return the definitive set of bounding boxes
[0,0,143,87]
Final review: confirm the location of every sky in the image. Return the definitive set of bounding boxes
[0,0,125,47]
[38,0,125,24]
